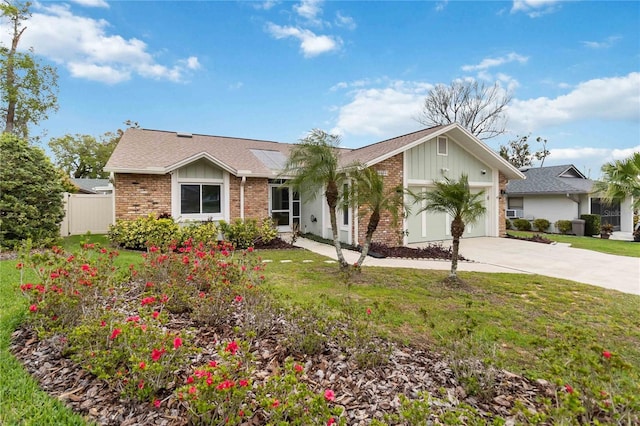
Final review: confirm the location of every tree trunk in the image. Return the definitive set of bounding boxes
[449,217,465,278]
[3,15,25,134]
[326,180,348,268]
[356,208,380,266]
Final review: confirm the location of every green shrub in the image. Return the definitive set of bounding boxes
[0,133,65,249]
[108,214,181,250]
[218,218,278,249]
[512,218,532,231]
[555,220,572,234]
[181,220,219,248]
[505,218,512,230]
[533,218,551,232]
[580,214,600,237]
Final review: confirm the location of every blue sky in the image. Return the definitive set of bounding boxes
[2,0,639,178]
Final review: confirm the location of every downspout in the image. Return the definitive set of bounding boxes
[240,176,246,220]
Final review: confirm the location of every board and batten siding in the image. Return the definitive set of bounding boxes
[406,135,493,183]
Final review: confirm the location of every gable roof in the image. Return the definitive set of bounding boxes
[343,123,525,180]
[104,129,293,178]
[506,164,594,195]
[105,124,525,180]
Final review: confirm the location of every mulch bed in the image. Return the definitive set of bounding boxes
[505,233,554,244]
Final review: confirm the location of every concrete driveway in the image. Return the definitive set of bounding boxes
[435,237,640,296]
[294,237,640,295]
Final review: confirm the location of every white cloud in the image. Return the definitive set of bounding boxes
[462,52,529,72]
[582,35,622,49]
[335,11,356,30]
[294,0,323,23]
[611,146,640,161]
[550,147,610,160]
[253,1,279,10]
[0,3,200,84]
[69,0,109,8]
[331,80,433,139]
[435,1,449,12]
[507,72,640,131]
[266,23,341,57]
[511,0,561,17]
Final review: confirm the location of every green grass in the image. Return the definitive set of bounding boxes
[0,261,90,425]
[261,249,640,378]
[2,235,639,423]
[507,230,640,257]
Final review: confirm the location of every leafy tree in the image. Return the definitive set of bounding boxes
[417,80,511,140]
[347,167,408,266]
[0,132,65,248]
[592,152,640,211]
[413,174,485,281]
[48,121,138,178]
[1,0,58,139]
[49,133,118,178]
[499,134,549,168]
[281,129,358,269]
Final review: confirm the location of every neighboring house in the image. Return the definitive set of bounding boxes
[71,178,113,194]
[104,124,524,246]
[505,164,634,233]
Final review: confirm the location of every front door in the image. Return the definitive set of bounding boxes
[269,182,300,231]
[591,198,621,231]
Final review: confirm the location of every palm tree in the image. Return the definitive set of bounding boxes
[414,174,485,281]
[347,166,408,267]
[592,152,640,211]
[280,129,357,269]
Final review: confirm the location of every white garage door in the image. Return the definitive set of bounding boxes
[406,186,487,243]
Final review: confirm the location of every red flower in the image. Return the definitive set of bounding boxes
[152,311,160,319]
[138,380,145,389]
[324,389,335,401]
[182,255,190,265]
[139,361,146,370]
[239,379,249,387]
[153,399,161,408]
[225,340,239,355]
[216,380,235,390]
[100,320,106,327]
[126,315,140,322]
[603,351,612,359]
[327,418,336,426]
[110,328,122,339]
[188,386,197,394]
[235,295,243,303]
[173,336,183,350]
[272,399,280,408]
[151,348,166,361]
[208,360,217,368]
[565,384,574,394]
[366,307,372,315]
[50,272,60,279]
[16,262,23,269]
[186,376,194,384]
[29,304,38,312]
[238,410,245,417]
[141,296,156,306]
[247,247,254,253]
[81,264,90,271]
[294,364,303,373]
[150,246,159,253]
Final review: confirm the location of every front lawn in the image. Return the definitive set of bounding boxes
[1,236,639,424]
[507,230,640,257]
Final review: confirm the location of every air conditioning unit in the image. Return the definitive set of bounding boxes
[506,209,523,219]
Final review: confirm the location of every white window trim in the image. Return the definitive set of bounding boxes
[437,136,448,156]
[171,171,229,222]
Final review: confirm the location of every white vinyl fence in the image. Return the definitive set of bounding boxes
[60,192,114,236]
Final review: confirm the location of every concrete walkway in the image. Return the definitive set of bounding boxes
[293,237,640,296]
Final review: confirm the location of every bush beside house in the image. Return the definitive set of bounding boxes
[580,214,601,237]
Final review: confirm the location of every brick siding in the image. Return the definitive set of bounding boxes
[229,177,269,220]
[498,171,508,237]
[356,154,404,246]
[114,173,171,220]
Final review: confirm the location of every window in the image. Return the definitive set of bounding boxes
[342,184,349,226]
[508,197,523,209]
[437,136,448,156]
[181,184,221,214]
